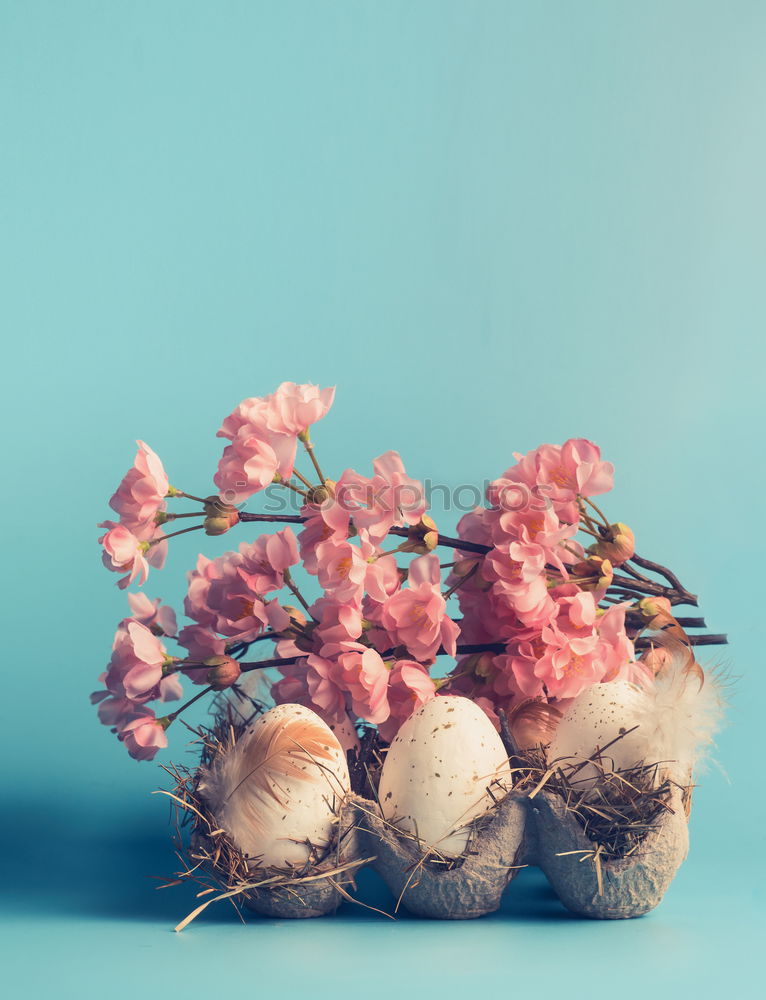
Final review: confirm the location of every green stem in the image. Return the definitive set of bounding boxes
[292,467,315,491]
[163,685,213,724]
[300,432,326,484]
[152,524,205,545]
[283,569,314,616]
[175,491,209,503]
[443,562,479,600]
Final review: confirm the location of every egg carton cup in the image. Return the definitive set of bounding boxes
[528,785,690,919]
[179,798,365,925]
[353,791,528,919]
[244,806,364,919]
[243,831,363,919]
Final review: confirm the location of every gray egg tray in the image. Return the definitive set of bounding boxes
[240,786,689,920]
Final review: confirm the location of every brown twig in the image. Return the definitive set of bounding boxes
[230,631,728,677]
[239,512,305,524]
[629,553,688,596]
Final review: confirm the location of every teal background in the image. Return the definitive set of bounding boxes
[1,1,764,996]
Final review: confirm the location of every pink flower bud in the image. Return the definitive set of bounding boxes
[203,496,240,536]
[589,522,635,566]
[573,555,614,591]
[461,652,496,680]
[401,515,439,554]
[204,655,242,691]
[637,595,673,625]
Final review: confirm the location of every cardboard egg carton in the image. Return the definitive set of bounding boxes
[240,786,688,921]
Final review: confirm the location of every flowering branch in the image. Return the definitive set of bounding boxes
[95,386,728,763]
[241,514,699,605]
[228,631,728,677]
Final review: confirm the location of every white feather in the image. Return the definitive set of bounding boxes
[548,647,726,788]
[634,651,726,783]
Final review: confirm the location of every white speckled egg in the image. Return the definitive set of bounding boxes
[378,696,511,858]
[199,703,350,869]
[547,681,649,788]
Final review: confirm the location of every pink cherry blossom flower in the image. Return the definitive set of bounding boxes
[127,593,177,636]
[532,602,633,699]
[351,535,401,603]
[298,500,351,573]
[485,541,546,588]
[315,539,368,602]
[99,521,149,586]
[263,382,336,436]
[450,586,497,644]
[264,599,312,658]
[205,575,269,640]
[455,506,493,549]
[239,528,299,594]
[271,662,313,708]
[214,428,298,505]
[492,439,613,523]
[263,600,293,635]
[184,553,222,629]
[491,575,557,631]
[177,624,228,684]
[594,603,635,681]
[217,394,271,441]
[184,550,268,641]
[219,383,334,440]
[335,646,391,725]
[109,440,169,535]
[91,670,180,724]
[547,589,598,637]
[377,661,436,741]
[486,501,578,572]
[99,521,166,589]
[157,673,184,701]
[380,553,459,662]
[494,646,546,698]
[542,439,614,500]
[311,595,365,657]
[104,620,168,701]
[305,654,348,721]
[532,636,606,700]
[334,451,427,545]
[118,711,168,761]
[91,693,142,730]
[214,384,334,504]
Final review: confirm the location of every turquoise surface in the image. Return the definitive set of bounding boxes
[1,2,764,996]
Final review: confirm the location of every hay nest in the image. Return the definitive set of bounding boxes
[510,738,691,919]
[158,701,368,928]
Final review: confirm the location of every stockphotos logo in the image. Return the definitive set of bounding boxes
[216,480,554,515]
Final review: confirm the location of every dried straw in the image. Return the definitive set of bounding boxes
[509,739,688,861]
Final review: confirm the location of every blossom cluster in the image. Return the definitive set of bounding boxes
[98,442,170,589]
[94,383,652,761]
[442,440,648,727]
